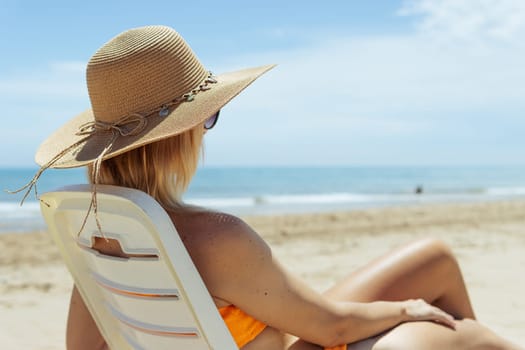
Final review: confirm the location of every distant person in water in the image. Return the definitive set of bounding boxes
[415,185,424,194]
[20,26,523,350]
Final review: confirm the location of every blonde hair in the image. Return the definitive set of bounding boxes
[87,125,204,209]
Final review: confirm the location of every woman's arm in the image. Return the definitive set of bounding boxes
[194,215,455,348]
[67,286,107,350]
[327,299,455,346]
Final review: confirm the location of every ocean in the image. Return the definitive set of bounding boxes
[2,165,525,233]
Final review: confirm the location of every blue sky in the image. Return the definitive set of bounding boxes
[1,0,524,167]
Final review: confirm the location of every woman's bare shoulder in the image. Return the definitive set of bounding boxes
[168,208,271,303]
[170,208,258,242]
[168,207,268,260]
[195,210,269,260]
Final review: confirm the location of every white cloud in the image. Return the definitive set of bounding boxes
[398,0,525,44]
[219,32,525,123]
[0,61,86,97]
[49,61,86,73]
[0,61,89,165]
[205,1,525,165]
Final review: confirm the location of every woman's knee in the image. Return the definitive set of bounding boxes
[409,237,460,268]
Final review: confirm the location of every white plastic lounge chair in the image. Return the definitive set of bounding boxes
[40,184,238,350]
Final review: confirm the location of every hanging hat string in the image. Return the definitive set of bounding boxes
[75,113,148,238]
[7,113,148,204]
[76,130,118,238]
[6,136,92,205]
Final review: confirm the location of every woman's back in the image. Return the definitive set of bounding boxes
[169,209,291,349]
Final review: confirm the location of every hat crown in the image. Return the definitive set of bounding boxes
[87,26,208,122]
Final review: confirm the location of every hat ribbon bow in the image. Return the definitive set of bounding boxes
[77,113,148,137]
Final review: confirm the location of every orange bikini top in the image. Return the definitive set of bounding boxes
[218,305,346,350]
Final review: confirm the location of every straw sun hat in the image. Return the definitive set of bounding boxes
[13,25,273,207]
[35,25,275,170]
[13,25,274,230]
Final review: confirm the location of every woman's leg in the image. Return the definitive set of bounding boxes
[323,238,475,319]
[321,238,521,350]
[289,321,521,350]
[371,319,522,350]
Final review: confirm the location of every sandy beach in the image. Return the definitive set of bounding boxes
[1,200,524,349]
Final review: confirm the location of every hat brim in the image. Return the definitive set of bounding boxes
[35,64,275,168]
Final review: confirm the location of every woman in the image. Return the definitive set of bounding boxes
[25,25,521,350]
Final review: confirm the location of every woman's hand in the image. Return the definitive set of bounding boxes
[401,299,457,329]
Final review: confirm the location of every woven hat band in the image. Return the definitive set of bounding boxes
[87,26,208,123]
